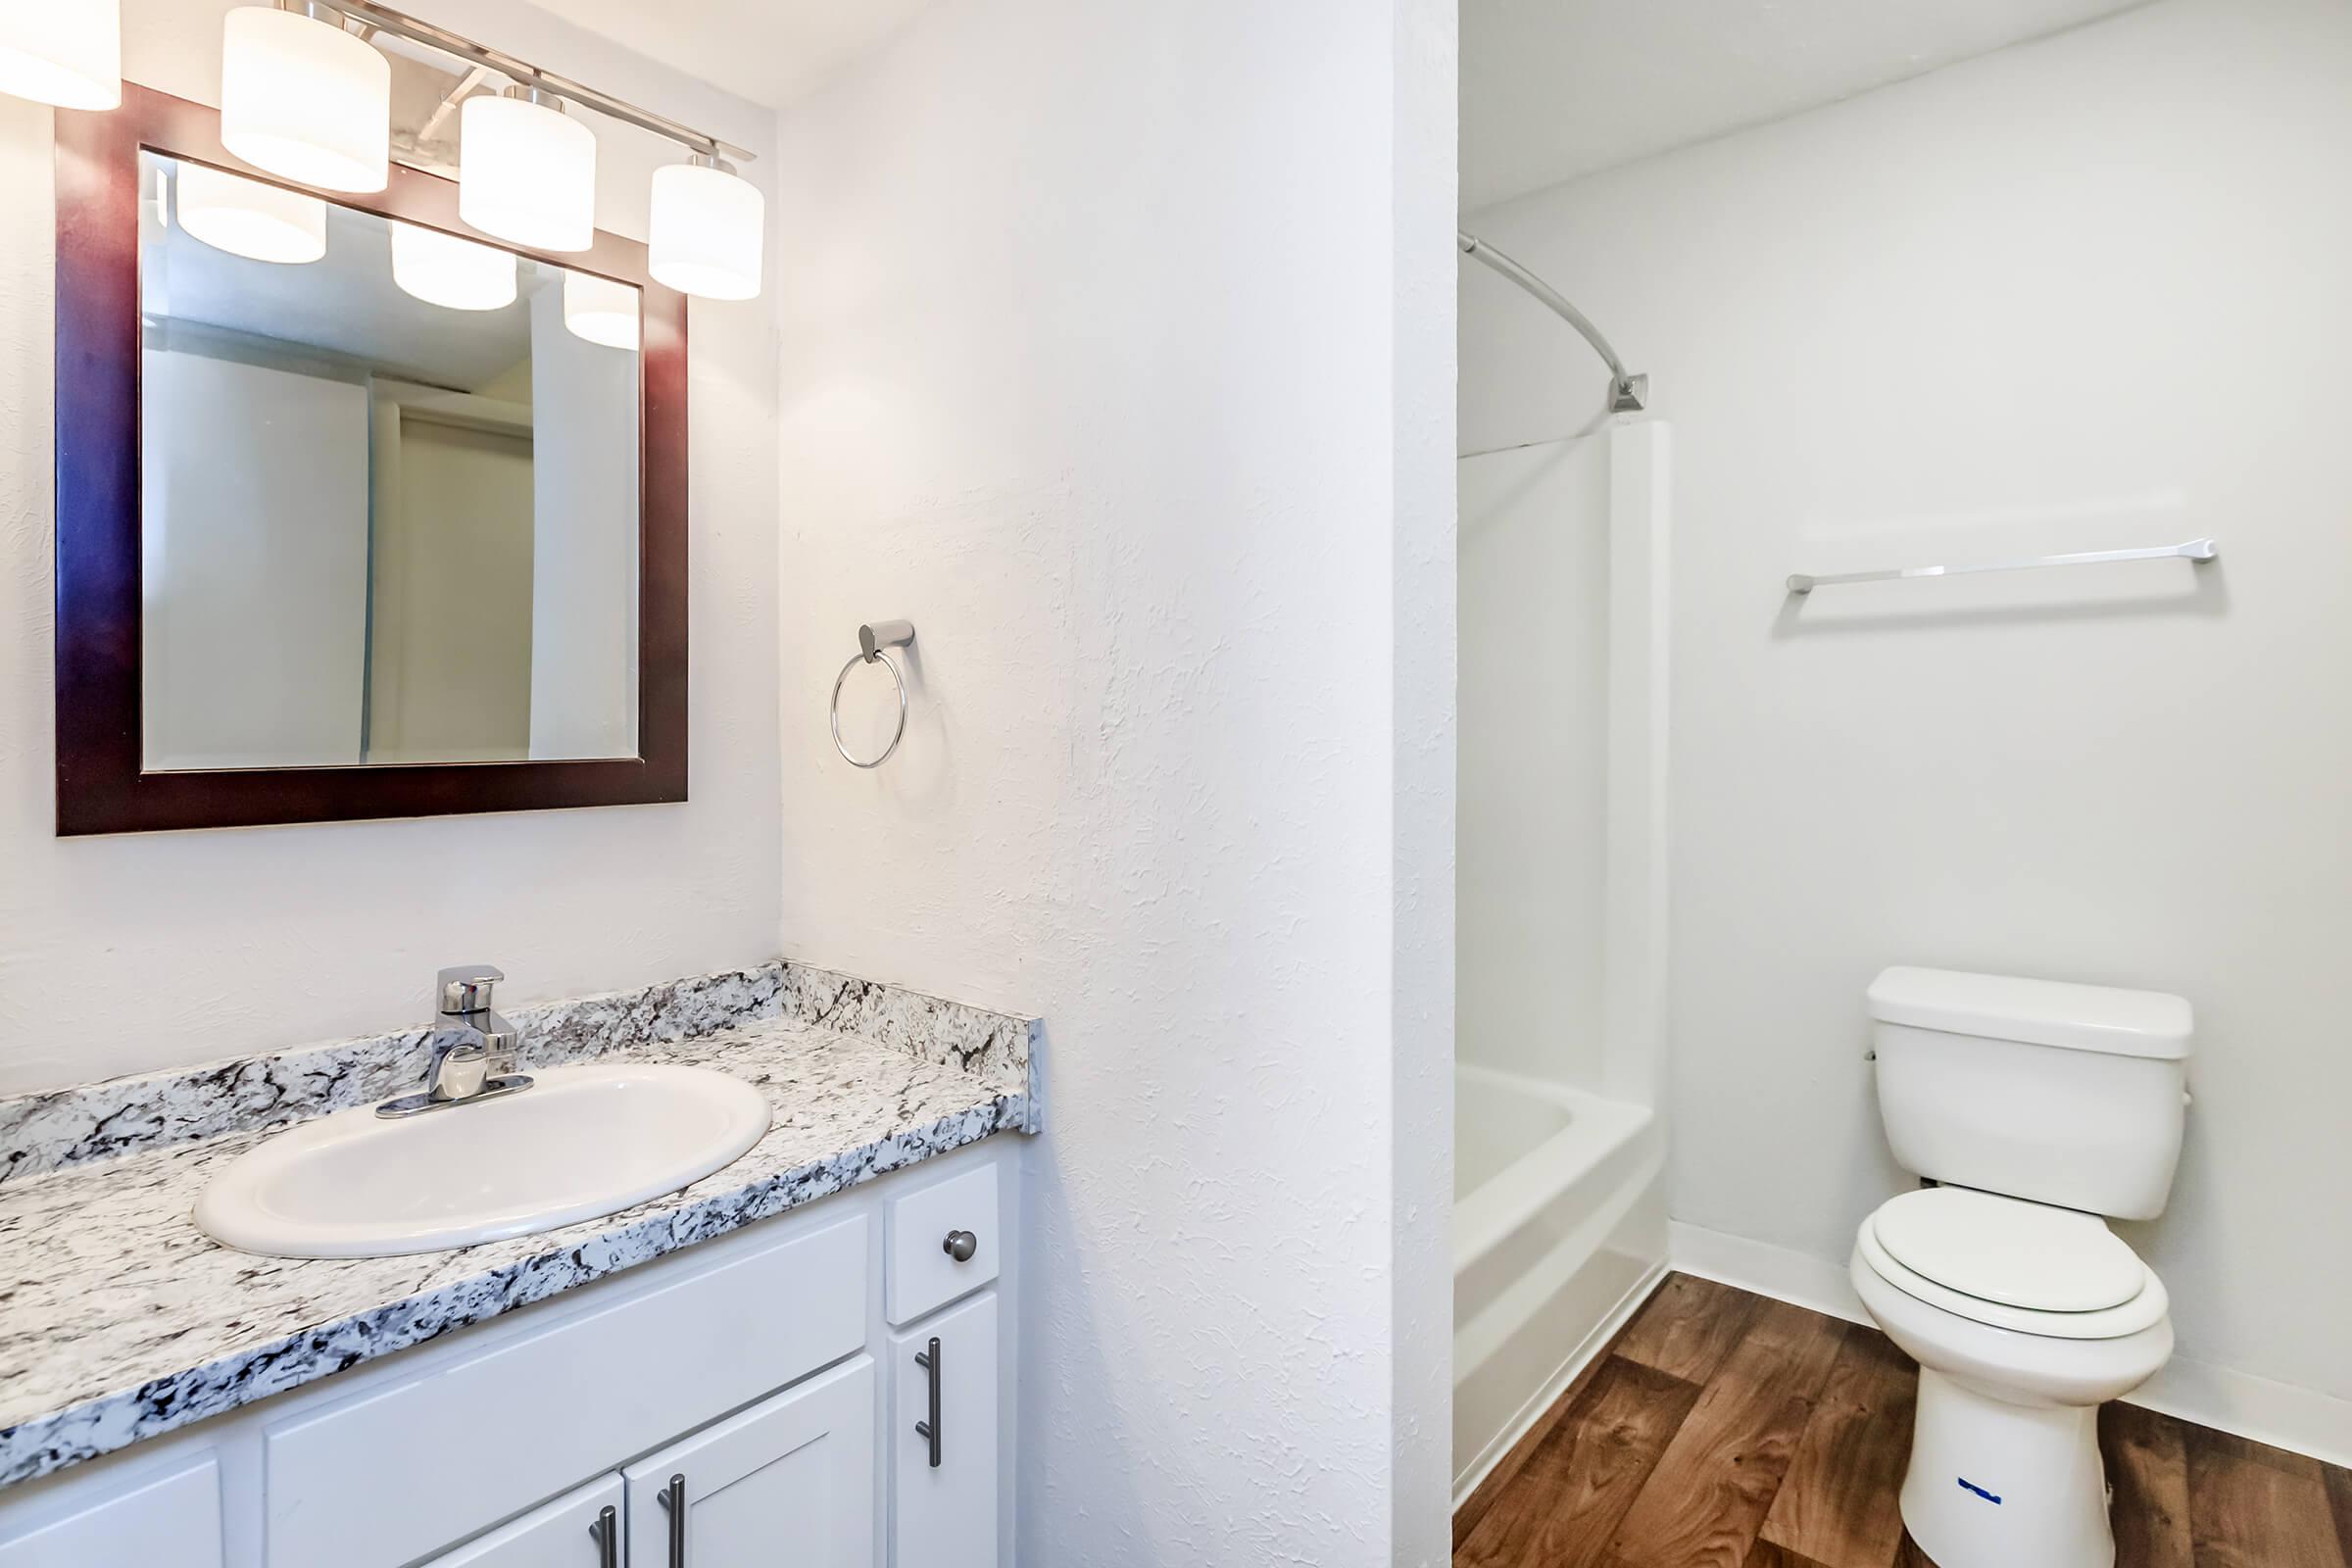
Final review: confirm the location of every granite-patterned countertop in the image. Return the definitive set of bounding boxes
[0,963,1038,1488]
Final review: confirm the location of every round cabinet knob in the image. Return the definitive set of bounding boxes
[942,1229,979,1263]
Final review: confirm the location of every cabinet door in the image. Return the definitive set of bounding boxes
[890,1293,998,1568]
[0,1453,221,1568]
[421,1475,623,1568]
[624,1356,874,1568]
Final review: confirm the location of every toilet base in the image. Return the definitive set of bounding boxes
[1900,1369,2114,1568]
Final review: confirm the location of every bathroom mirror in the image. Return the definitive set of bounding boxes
[54,85,687,834]
[137,150,642,771]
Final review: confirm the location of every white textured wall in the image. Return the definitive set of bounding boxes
[1461,0,2352,1453]
[0,0,782,1092]
[771,0,1455,1559]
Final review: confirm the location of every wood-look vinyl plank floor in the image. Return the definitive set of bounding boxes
[1455,1274,2351,1568]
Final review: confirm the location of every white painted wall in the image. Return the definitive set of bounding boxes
[139,349,369,769]
[0,0,782,1093]
[769,0,1456,1559]
[1461,0,2352,1454]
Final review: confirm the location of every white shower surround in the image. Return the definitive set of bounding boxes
[1452,418,1672,1498]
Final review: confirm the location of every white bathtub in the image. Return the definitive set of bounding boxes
[1452,1063,1666,1505]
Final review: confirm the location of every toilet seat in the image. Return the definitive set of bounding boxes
[1858,1190,2169,1341]
[1876,1187,2141,1310]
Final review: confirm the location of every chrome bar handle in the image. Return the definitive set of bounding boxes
[657,1473,687,1567]
[913,1336,942,1469]
[586,1504,618,1568]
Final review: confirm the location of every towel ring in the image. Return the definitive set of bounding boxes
[831,620,915,768]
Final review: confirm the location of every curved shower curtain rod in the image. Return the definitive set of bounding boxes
[1457,229,1648,414]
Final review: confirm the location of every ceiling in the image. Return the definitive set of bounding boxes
[1463,0,2152,211]
[531,0,938,109]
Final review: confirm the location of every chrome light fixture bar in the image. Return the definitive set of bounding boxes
[306,0,756,167]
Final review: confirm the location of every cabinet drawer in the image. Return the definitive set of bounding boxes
[886,1161,999,1325]
[421,1475,621,1567]
[265,1215,867,1568]
[0,1453,221,1568]
[890,1293,998,1568]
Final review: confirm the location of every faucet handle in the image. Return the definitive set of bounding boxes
[436,964,505,1015]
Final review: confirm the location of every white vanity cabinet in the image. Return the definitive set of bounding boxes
[420,1477,623,1568]
[0,1140,1019,1568]
[0,1453,222,1568]
[622,1357,876,1568]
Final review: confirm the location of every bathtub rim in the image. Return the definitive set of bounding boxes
[1454,1062,1655,1275]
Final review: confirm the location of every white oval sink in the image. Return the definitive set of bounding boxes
[194,1063,772,1259]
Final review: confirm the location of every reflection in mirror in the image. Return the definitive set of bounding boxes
[136,152,641,771]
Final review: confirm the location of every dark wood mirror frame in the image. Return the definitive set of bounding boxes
[53,82,688,836]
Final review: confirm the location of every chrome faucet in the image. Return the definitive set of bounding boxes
[377,965,536,1118]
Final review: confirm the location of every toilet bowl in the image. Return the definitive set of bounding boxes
[1851,1186,2173,1568]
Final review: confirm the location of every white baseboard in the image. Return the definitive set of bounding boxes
[1666,1221,2352,1470]
[1451,1260,1668,1513]
[1667,1220,1869,1327]
[2127,1357,2352,1470]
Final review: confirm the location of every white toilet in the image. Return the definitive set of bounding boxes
[1850,966,2191,1568]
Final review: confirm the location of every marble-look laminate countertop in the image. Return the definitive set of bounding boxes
[0,975,1037,1488]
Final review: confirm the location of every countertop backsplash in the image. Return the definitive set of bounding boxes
[0,959,1040,1185]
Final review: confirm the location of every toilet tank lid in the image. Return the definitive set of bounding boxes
[1868,967,2193,1059]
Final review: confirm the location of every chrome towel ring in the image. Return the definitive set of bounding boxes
[831,619,916,769]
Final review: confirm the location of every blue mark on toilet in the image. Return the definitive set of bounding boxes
[1956,1477,2003,1505]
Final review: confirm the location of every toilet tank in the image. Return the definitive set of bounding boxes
[1868,967,2192,1220]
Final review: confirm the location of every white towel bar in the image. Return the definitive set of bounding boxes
[1787,538,2217,595]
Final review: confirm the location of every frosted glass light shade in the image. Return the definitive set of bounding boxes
[461,91,597,253]
[220,6,389,193]
[650,160,763,301]
[391,221,517,312]
[0,0,121,110]
[176,164,327,266]
[564,272,640,351]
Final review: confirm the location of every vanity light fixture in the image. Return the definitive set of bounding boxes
[220,3,390,193]
[0,0,120,109]
[650,154,764,302]
[390,220,517,312]
[175,164,328,266]
[460,85,597,253]
[196,0,764,296]
[563,272,640,351]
